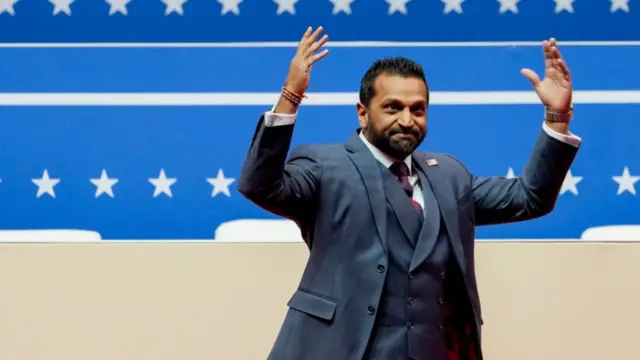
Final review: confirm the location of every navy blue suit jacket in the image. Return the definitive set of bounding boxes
[238,116,579,360]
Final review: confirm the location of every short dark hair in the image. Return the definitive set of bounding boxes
[358,56,428,107]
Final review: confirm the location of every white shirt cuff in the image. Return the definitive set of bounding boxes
[264,105,297,127]
[542,122,581,148]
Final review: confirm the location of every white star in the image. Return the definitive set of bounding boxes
[32,169,60,198]
[498,0,519,14]
[442,0,464,14]
[148,169,177,198]
[207,169,235,197]
[560,169,582,196]
[610,0,630,13]
[161,0,186,15]
[217,0,242,15]
[49,0,74,15]
[105,0,131,15]
[0,0,19,15]
[274,0,296,14]
[612,167,639,195]
[505,167,516,179]
[553,0,574,13]
[329,0,355,14]
[386,0,409,14]
[90,169,119,198]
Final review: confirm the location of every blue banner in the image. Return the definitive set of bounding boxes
[0,45,639,92]
[0,0,638,42]
[0,44,638,240]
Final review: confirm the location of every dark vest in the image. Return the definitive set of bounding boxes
[364,162,458,360]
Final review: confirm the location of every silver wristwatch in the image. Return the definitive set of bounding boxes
[544,107,574,123]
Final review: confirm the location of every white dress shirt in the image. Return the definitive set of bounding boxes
[357,131,425,211]
[262,107,582,217]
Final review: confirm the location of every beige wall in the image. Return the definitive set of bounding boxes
[0,241,637,360]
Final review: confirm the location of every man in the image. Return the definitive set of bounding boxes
[238,26,580,360]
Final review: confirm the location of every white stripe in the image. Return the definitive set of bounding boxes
[0,91,638,106]
[0,41,639,48]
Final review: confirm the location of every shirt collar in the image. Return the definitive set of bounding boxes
[359,130,413,175]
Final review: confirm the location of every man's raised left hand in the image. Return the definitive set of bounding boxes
[521,38,573,114]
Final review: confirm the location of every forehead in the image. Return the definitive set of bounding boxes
[373,74,428,101]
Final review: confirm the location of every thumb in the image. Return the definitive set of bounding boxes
[520,68,541,89]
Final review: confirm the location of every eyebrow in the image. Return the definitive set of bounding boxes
[383,98,427,106]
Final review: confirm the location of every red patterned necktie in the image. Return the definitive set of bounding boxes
[390,162,423,216]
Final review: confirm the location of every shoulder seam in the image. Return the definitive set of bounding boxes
[440,153,473,178]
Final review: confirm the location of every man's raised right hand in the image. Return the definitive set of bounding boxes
[283,26,329,97]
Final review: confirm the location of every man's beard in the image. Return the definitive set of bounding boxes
[365,116,425,160]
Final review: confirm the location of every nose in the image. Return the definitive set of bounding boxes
[398,109,413,127]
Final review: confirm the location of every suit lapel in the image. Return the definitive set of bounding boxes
[345,131,388,253]
[379,167,423,246]
[409,166,440,270]
[411,153,467,275]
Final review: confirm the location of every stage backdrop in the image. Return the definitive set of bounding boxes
[0,1,638,240]
[0,0,637,42]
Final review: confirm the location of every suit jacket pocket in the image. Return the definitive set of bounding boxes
[287,289,337,322]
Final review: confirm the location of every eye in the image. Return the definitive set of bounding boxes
[410,105,426,115]
[384,103,402,111]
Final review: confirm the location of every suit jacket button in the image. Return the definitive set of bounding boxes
[438,324,444,331]
[408,272,414,279]
[407,321,414,330]
[367,306,375,315]
[407,297,414,305]
[441,272,446,280]
[377,264,386,273]
[438,297,444,305]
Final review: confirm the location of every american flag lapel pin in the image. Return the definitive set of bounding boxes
[426,158,438,167]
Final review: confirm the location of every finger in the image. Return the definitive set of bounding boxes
[521,68,541,88]
[551,40,567,64]
[551,48,561,70]
[549,43,570,76]
[302,26,324,52]
[542,40,554,69]
[549,44,562,59]
[308,49,329,65]
[556,58,571,80]
[296,27,313,55]
[310,49,329,65]
[550,38,566,61]
[305,34,329,57]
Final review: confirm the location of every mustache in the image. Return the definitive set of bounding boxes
[389,125,423,139]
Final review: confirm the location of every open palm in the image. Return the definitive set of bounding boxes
[521,38,573,113]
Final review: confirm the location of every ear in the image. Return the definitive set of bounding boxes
[356,102,368,128]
